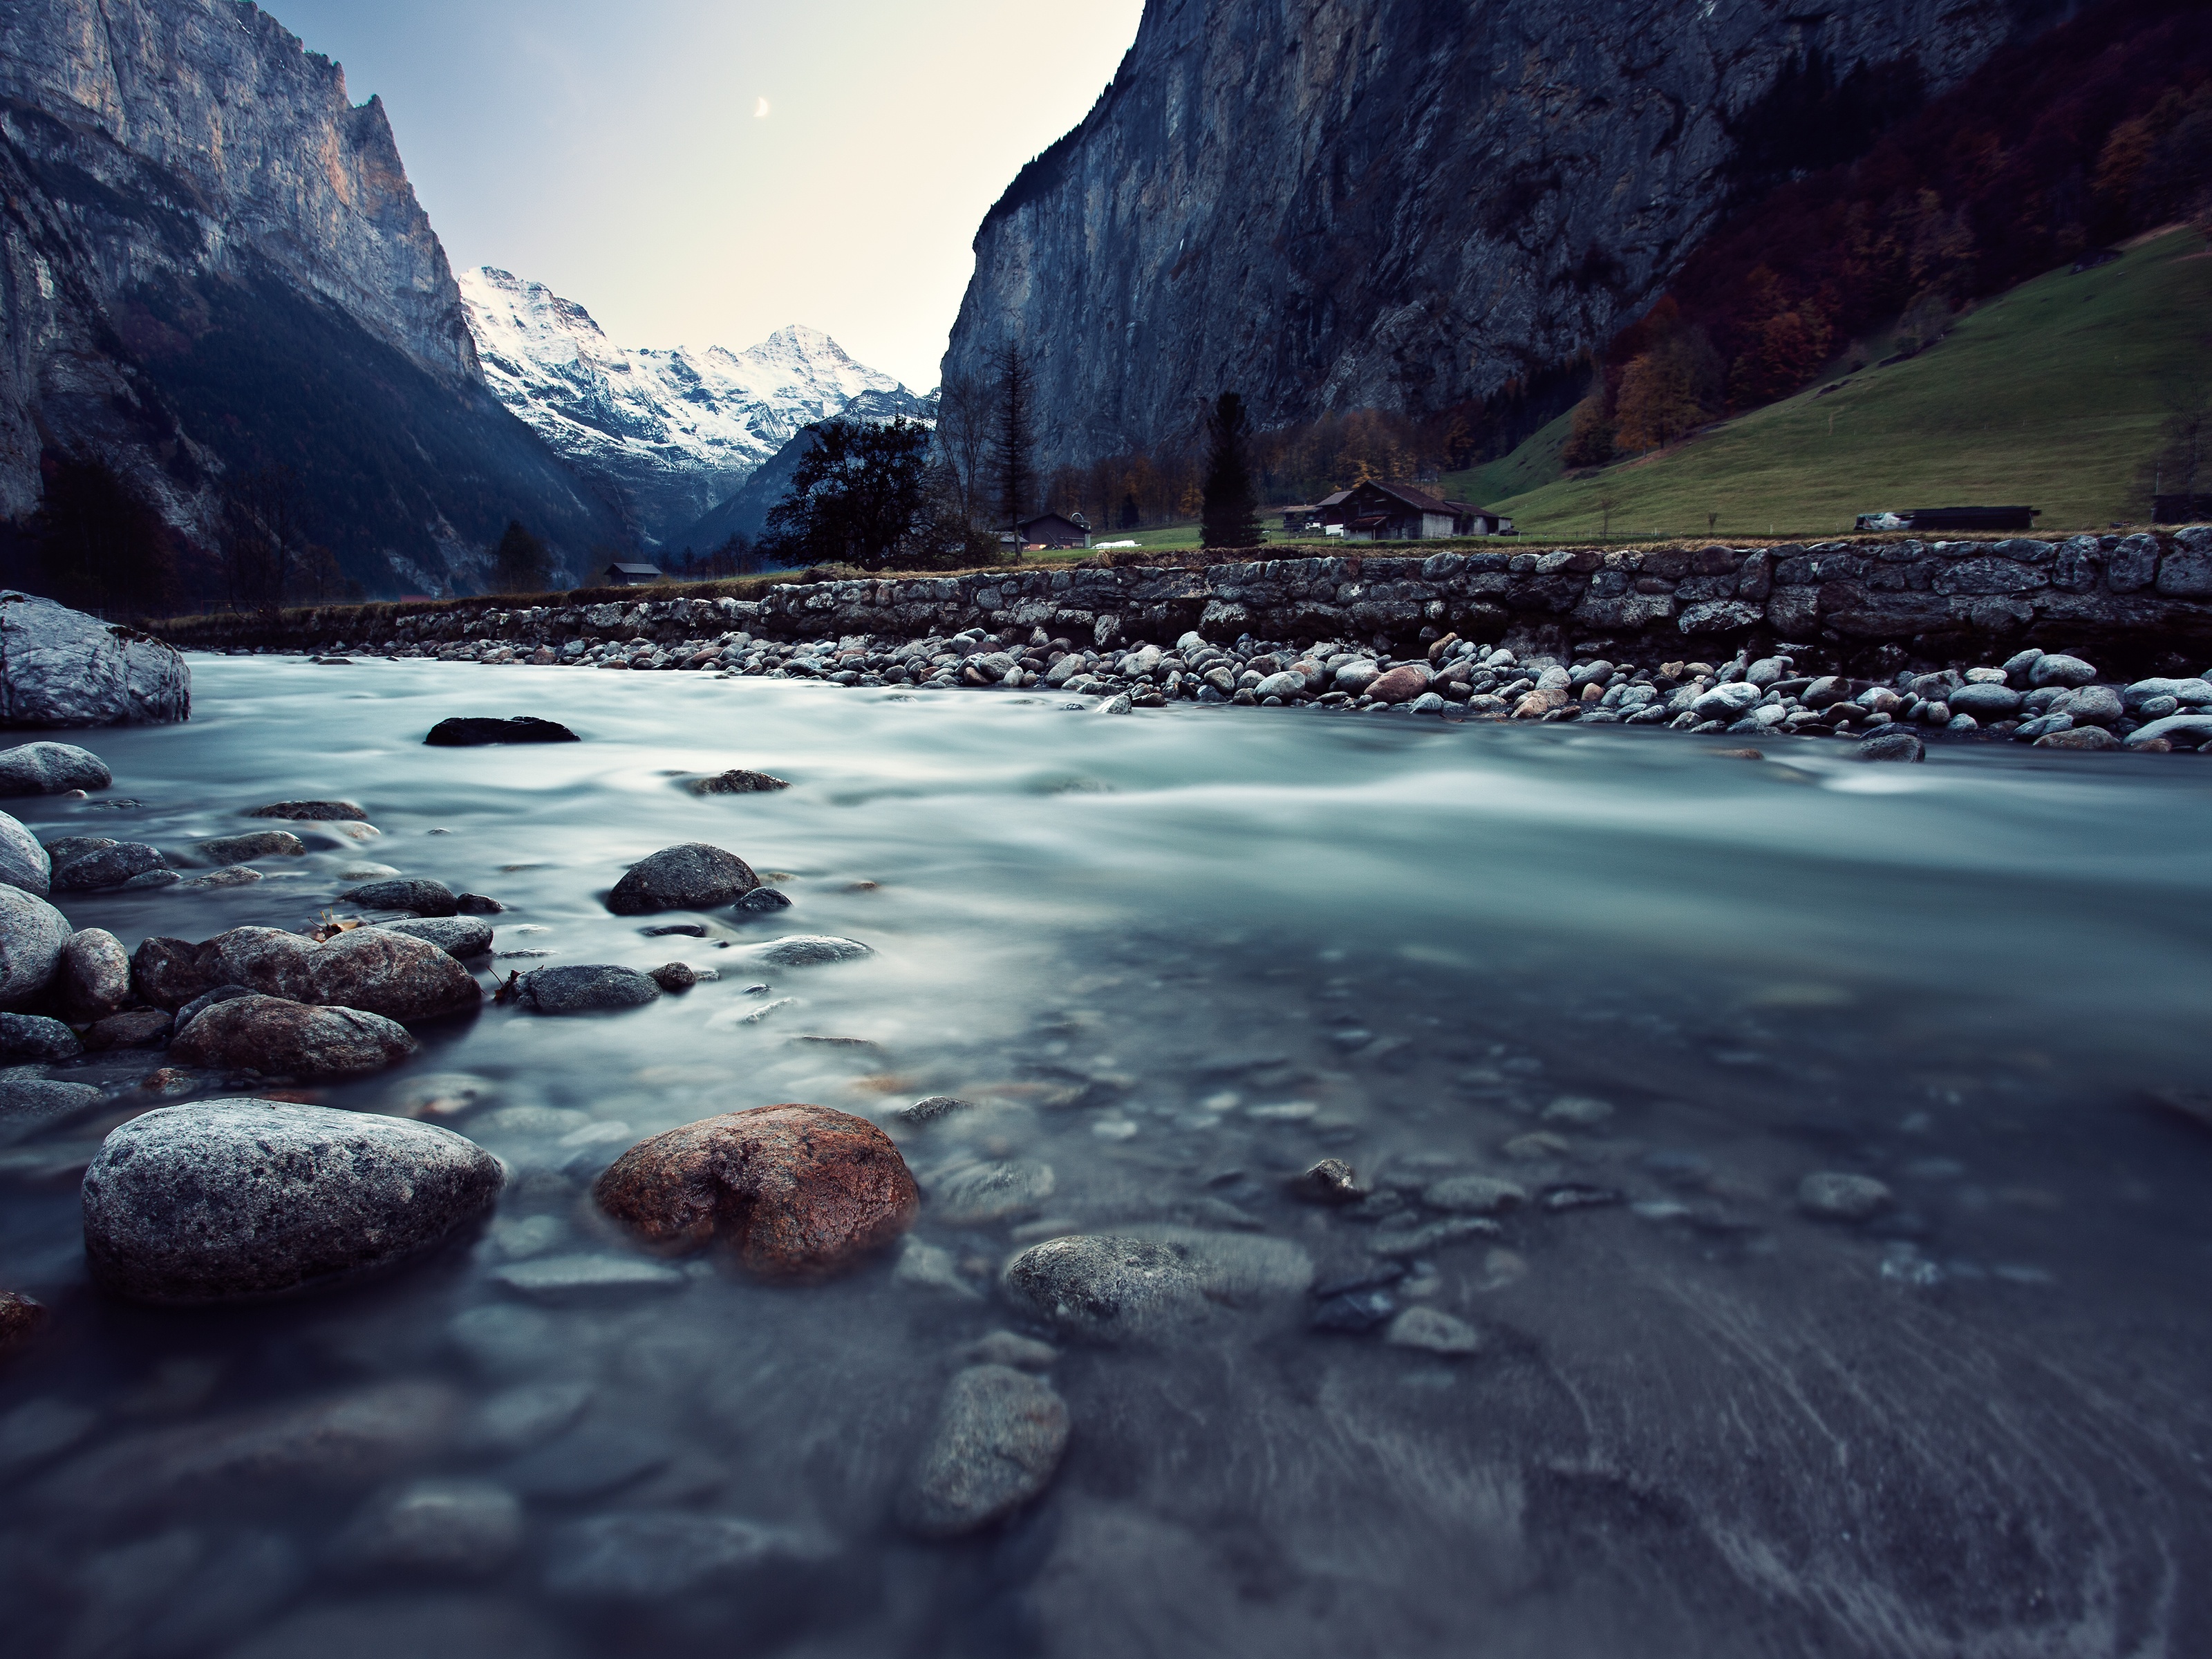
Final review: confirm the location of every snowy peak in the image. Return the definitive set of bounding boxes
[459,267,927,545]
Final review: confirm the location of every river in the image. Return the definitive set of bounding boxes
[3,656,2209,1658]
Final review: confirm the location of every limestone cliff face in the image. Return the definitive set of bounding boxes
[944,0,2053,474]
[0,0,622,590]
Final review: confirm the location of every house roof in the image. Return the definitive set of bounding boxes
[1315,489,1353,508]
[1351,480,1470,517]
[606,563,662,576]
[1017,514,1087,533]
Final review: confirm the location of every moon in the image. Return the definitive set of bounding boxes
[755,97,769,119]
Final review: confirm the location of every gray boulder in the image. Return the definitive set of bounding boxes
[2030,654,2097,688]
[2059,684,2124,727]
[0,809,50,894]
[57,928,132,1019]
[2126,713,2212,749]
[168,995,419,1079]
[52,839,169,890]
[0,884,71,1006]
[142,927,480,1024]
[604,843,760,915]
[339,878,458,917]
[81,1099,503,1302]
[1691,682,1763,722]
[900,1364,1070,1538]
[0,1012,81,1062]
[509,965,661,1015]
[0,740,111,795]
[1857,730,1925,762]
[375,917,495,958]
[1000,1234,1207,1342]
[0,594,188,727]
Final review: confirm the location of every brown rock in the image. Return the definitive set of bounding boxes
[131,935,221,1011]
[648,962,697,991]
[1367,664,1433,704]
[169,995,418,1080]
[1290,1158,1364,1203]
[87,1007,173,1049]
[595,1103,919,1279]
[59,926,132,1019]
[0,1288,46,1356]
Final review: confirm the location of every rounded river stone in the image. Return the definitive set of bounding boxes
[605,843,759,915]
[168,995,418,1079]
[0,884,71,1007]
[82,1099,505,1302]
[594,1103,918,1279]
[900,1364,1071,1538]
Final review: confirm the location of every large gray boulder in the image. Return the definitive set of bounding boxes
[129,926,480,1023]
[604,843,759,915]
[57,928,131,1019]
[81,1099,504,1302]
[0,594,188,728]
[0,809,49,894]
[509,964,660,1015]
[0,883,71,1007]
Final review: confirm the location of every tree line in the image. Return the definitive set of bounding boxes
[1563,0,2212,468]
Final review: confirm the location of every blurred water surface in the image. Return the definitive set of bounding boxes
[1,658,2209,1659]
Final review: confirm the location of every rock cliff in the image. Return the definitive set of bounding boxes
[0,0,624,591]
[944,0,2060,474]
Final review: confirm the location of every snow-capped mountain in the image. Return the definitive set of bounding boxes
[460,266,931,545]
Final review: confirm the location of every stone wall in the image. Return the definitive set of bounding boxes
[162,529,2212,677]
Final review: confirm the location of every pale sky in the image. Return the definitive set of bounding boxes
[273,0,1146,390]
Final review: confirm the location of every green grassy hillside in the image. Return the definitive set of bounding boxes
[1443,228,2211,538]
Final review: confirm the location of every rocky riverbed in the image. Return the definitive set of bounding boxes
[0,657,2209,1658]
[281,623,2212,761]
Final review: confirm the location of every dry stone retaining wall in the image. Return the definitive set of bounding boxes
[169,529,2212,677]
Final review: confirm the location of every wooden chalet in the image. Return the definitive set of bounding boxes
[1015,513,1092,550]
[1321,481,1512,541]
[602,562,664,585]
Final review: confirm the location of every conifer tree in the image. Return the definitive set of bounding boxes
[1199,392,1264,550]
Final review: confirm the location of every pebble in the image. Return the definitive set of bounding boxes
[508,964,661,1014]
[892,1235,982,1297]
[594,1103,918,1278]
[83,1100,503,1301]
[897,1094,972,1125]
[1421,1174,1528,1214]
[735,886,793,912]
[458,1381,594,1456]
[1797,1170,1895,1221]
[961,1330,1059,1369]
[606,841,761,915]
[1541,1094,1615,1126]
[248,800,368,821]
[1857,730,1925,762]
[87,1006,173,1048]
[686,768,790,794]
[328,1479,523,1577]
[489,1254,688,1296]
[929,1158,1057,1223]
[900,1364,1071,1537]
[1290,1157,1365,1203]
[1384,1306,1482,1355]
[169,995,419,1078]
[543,1511,831,1601]
[196,830,306,864]
[648,961,697,991]
[1310,1286,1397,1331]
[1541,1182,1627,1211]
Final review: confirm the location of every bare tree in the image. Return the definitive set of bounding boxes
[1597,493,1618,541]
[933,373,993,529]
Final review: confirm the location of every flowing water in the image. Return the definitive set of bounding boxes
[3,657,2211,1658]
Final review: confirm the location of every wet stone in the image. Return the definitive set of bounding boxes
[641,923,708,938]
[0,884,71,1006]
[606,841,760,915]
[196,830,306,864]
[458,1381,594,1456]
[1540,1183,1627,1212]
[752,934,871,966]
[1290,1157,1365,1203]
[900,1363,1072,1537]
[1421,1174,1528,1215]
[0,1288,48,1355]
[1310,1286,1397,1333]
[897,1094,972,1125]
[735,887,793,913]
[0,1075,104,1145]
[542,1511,830,1601]
[340,877,458,917]
[489,1254,688,1297]
[1798,1170,1895,1221]
[594,1103,919,1279]
[962,1330,1060,1370]
[686,769,790,794]
[509,964,661,1014]
[86,1006,172,1049]
[0,808,49,896]
[0,1011,81,1062]
[930,1158,1057,1224]
[375,916,495,957]
[1857,731,1925,762]
[1000,1234,1207,1343]
[424,716,579,746]
[329,1479,524,1578]
[500,1421,676,1501]
[249,800,366,821]
[1384,1306,1483,1355]
[169,996,419,1079]
[648,961,697,991]
[53,839,169,890]
[82,1100,503,1302]
[0,740,110,796]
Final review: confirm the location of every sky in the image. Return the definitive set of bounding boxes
[272,0,1146,390]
